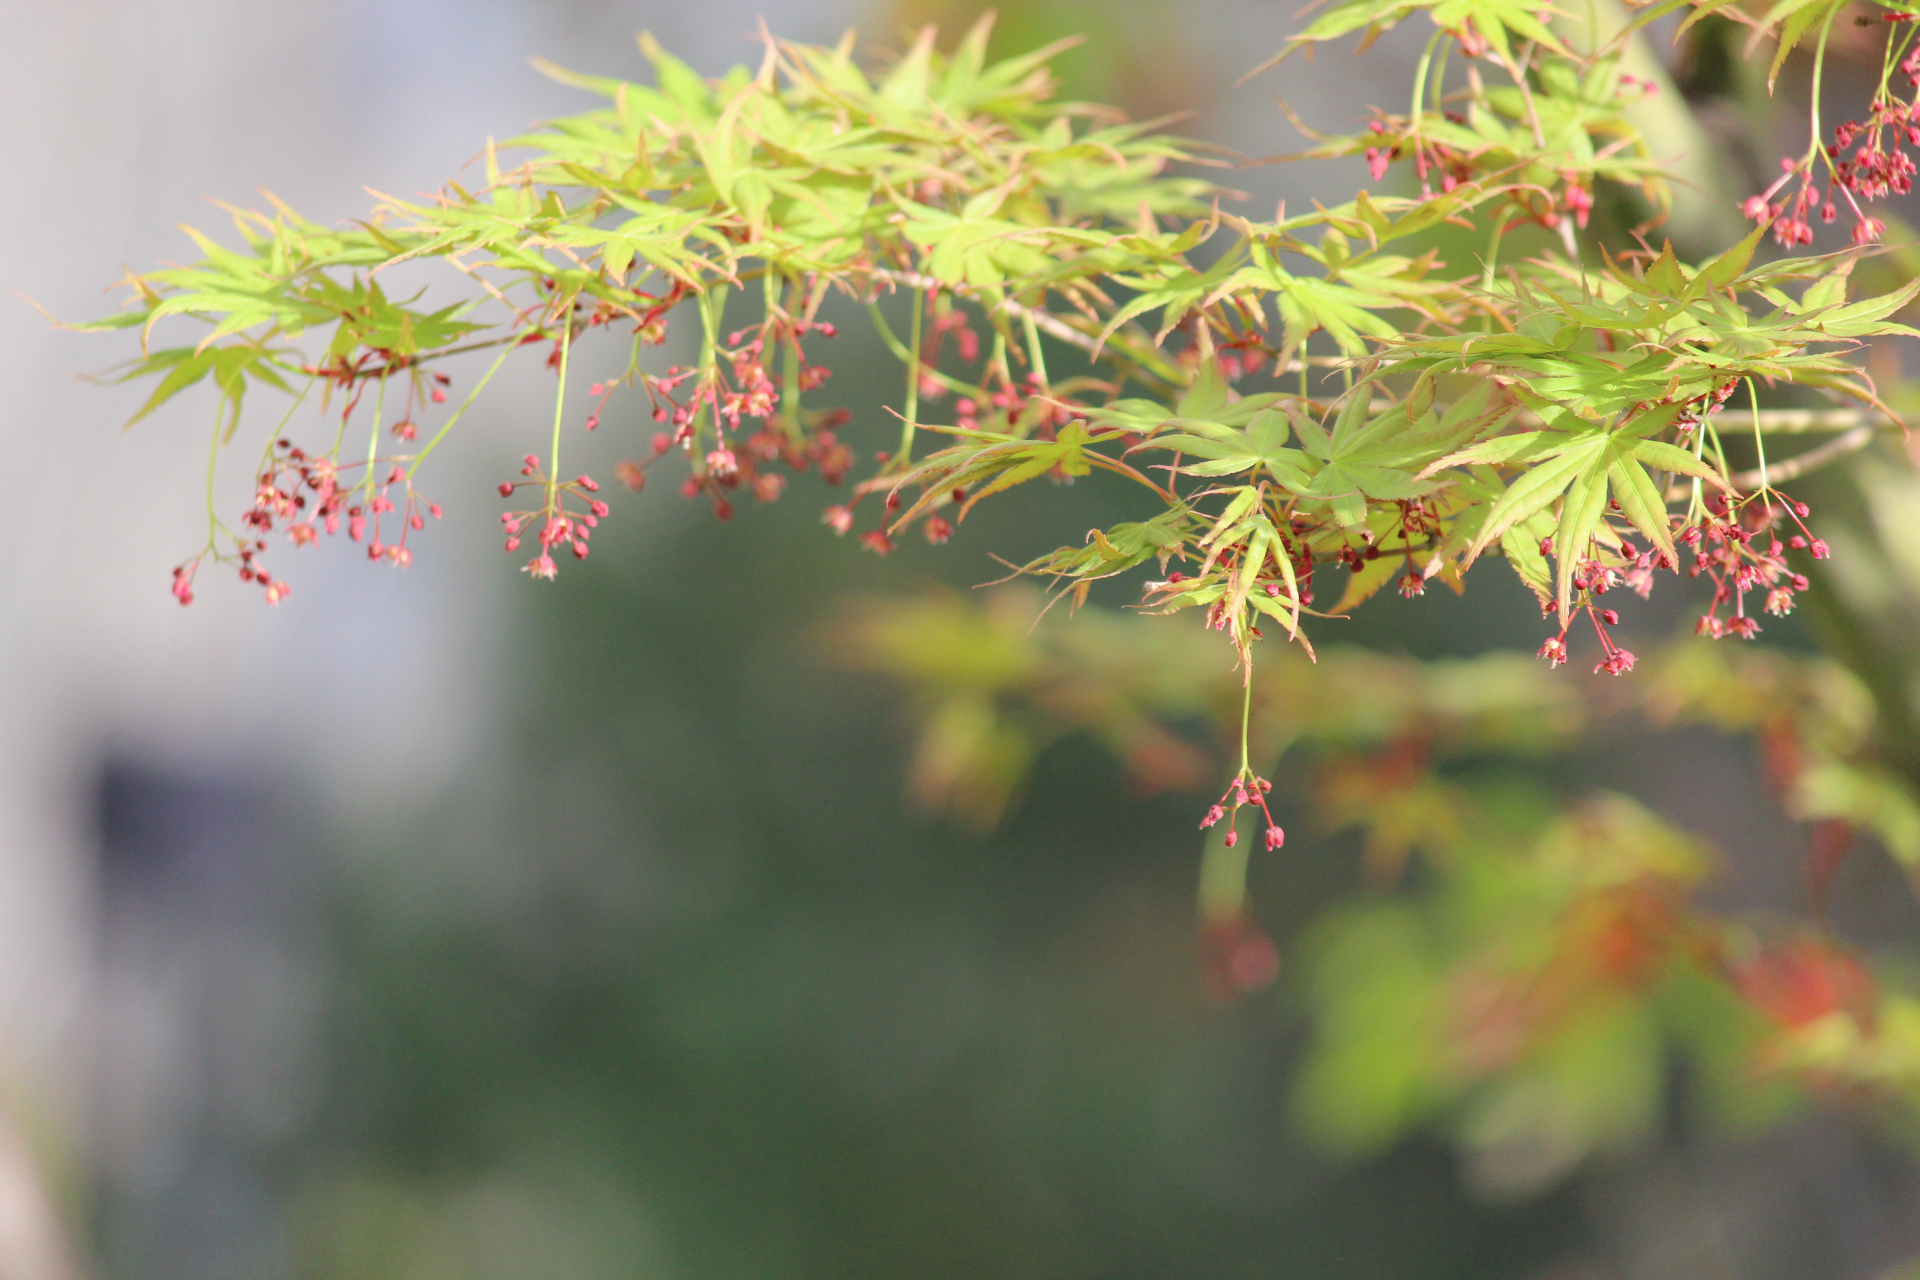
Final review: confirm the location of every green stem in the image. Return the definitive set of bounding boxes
[1021,309,1048,389]
[868,300,989,401]
[1409,29,1444,147]
[902,286,924,463]
[1239,669,1253,775]
[1807,12,1835,170]
[697,285,727,444]
[780,328,802,441]
[363,372,388,501]
[1704,415,1731,492]
[548,319,572,517]
[1747,377,1769,495]
[205,408,225,544]
[410,337,521,477]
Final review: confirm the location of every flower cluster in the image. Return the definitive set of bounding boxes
[644,318,835,433]
[625,318,856,521]
[1200,769,1286,853]
[1743,87,1920,248]
[1830,97,1918,209]
[1685,493,1823,639]
[1533,483,1827,670]
[498,455,607,580]
[172,438,442,606]
[1536,562,1638,675]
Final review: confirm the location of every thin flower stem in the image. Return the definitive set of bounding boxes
[868,266,1183,388]
[902,285,924,463]
[867,300,987,401]
[205,408,224,544]
[1688,413,1706,526]
[1409,29,1445,149]
[697,285,726,446]
[1481,216,1508,295]
[1500,42,1548,151]
[1748,377,1769,495]
[1808,12,1835,169]
[1705,416,1730,487]
[363,372,388,503]
[410,337,521,478]
[1239,667,1253,775]
[1021,310,1048,389]
[548,319,572,519]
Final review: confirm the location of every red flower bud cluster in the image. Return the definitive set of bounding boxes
[1534,481,1825,667]
[1685,492,1820,639]
[171,436,443,606]
[497,455,607,580]
[1199,770,1285,855]
[622,317,859,524]
[1745,89,1920,247]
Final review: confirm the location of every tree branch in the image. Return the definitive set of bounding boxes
[1731,423,1879,491]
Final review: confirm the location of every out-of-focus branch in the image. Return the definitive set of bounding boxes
[1731,424,1879,490]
